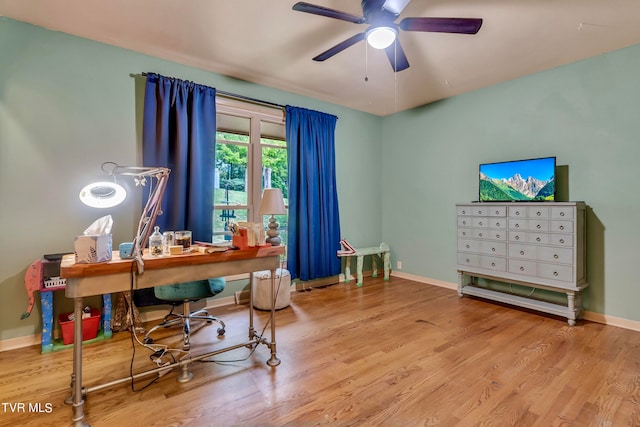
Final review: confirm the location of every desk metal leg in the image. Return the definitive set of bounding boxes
[266,270,280,366]
[71,297,88,426]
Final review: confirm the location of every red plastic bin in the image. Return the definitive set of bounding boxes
[58,308,101,345]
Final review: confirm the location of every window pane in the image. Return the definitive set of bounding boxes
[262,146,288,199]
[213,208,248,243]
[215,142,248,206]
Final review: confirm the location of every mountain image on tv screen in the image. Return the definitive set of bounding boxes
[479,157,555,202]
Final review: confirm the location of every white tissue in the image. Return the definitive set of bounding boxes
[83,215,113,236]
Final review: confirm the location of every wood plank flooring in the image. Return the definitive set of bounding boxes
[1,277,640,426]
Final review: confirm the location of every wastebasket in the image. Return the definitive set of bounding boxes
[252,269,291,310]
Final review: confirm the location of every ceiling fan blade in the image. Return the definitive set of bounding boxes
[313,33,366,61]
[399,17,483,34]
[382,0,412,16]
[384,40,410,72]
[292,2,365,24]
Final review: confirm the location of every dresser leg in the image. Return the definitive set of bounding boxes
[457,271,464,297]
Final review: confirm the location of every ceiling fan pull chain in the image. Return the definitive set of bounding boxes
[364,42,369,82]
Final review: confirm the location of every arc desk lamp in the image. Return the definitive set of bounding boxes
[79,162,170,273]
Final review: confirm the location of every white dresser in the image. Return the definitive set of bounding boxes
[456,202,587,325]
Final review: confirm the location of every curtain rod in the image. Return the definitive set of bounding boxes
[139,72,285,111]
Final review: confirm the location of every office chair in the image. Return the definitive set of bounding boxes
[143,277,226,352]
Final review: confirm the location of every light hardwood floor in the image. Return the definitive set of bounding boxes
[1,277,640,426]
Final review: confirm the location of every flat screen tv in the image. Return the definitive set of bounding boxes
[479,156,556,202]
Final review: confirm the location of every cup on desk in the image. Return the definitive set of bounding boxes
[175,230,192,249]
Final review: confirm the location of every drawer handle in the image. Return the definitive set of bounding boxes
[554,254,559,259]
[466,258,470,263]
[536,237,541,242]
[559,239,565,244]
[554,271,558,276]
[466,245,470,249]
[537,224,542,229]
[479,221,483,226]
[536,211,541,216]
[520,266,525,271]
[478,210,482,215]
[495,210,500,215]
[559,225,565,230]
[491,262,496,267]
[560,212,565,217]
[516,211,520,216]
[462,210,466,214]
[496,222,501,227]
[479,233,483,237]
[491,247,495,252]
[515,236,519,240]
[463,221,467,225]
[515,224,520,228]
[520,250,525,255]
[496,234,501,239]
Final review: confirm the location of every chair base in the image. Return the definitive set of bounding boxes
[143,300,226,352]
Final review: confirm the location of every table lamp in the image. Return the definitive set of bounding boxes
[79,162,170,273]
[259,188,286,246]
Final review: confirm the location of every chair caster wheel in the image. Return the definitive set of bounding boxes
[217,328,225,336]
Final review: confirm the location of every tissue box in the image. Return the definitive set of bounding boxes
[74,234,113,264]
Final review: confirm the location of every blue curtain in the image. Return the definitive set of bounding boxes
[286,105,341,281]
[142,73,216,242]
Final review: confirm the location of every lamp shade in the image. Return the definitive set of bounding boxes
[259,188,286,215]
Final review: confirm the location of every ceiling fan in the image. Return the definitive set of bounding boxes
[292,0,482,72]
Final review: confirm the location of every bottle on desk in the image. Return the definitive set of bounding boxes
[149,226,163,257]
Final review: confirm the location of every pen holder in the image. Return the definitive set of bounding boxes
[232,235,249,250]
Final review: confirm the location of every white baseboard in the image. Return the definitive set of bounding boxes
[4,274,640,352]
[392,271,640,332]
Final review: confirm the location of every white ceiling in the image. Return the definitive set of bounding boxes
[1,0,640,116]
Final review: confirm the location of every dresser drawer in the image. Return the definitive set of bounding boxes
[508,259,537,277]
[509,231,527,243]
[537,246,573,264]
[508,206,527,218]
[550,220,573,233]
[458,228,472,238]
[549,233,573,247]
[551,207,574,219]
[473,229,506,240]
[527,220,549,232]
[456,206,474,216]
[457,217,473,227]
[538,263,573,282]
[528,206,549,219]
[472,217,489,228]
[528,233,549,245]
[458,239,480,253]
[457,253,506,272]
[488,218,507,229]
[458,253,481,268]
[486,206,507,217]
[509,244,536,260]
[480,256,506,271]
[509,219,527,230]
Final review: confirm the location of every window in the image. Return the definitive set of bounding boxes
[213,98,287,246]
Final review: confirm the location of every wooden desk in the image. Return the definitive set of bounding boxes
[60,246,284,427]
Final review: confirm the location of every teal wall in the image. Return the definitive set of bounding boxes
[382,43,640,322]
[2,15,639,343]
[0,18,382,342]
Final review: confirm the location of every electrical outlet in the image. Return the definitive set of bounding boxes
[396,261,402,270]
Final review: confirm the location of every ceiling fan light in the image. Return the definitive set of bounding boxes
[366,26,396,49]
